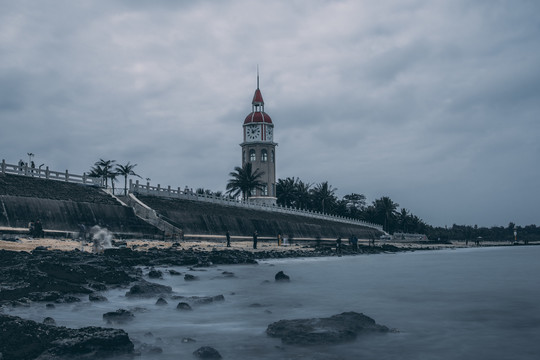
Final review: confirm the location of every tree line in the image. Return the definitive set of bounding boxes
[87,160,539,242]
[225,164,540,241]
[88,159,140,196]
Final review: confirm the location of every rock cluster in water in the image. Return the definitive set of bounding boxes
[266,311,390,345]
[0,244,406,358]
[0,314,134,360]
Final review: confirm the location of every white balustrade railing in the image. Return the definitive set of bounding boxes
[1,159,101,186]
[129,180,384,232]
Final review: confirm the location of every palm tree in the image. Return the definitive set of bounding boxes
[94,159,116,188]
[397,208,410,233]
[109,171,118,194]
[374,196,400,233]
[295,180,312,210]
[310,181,338,213]
[88,165,104,186]
[116,162,141,196]
[276,177,297,207]
[226,163,266,200]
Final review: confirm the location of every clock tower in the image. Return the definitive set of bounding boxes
[241,73,277,205]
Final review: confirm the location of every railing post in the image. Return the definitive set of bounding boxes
[65,170,69,182]
[1,159,5,174]
[82,173,87,184]
[45,167,50,179]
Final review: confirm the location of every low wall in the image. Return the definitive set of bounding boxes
[135,195,383,240]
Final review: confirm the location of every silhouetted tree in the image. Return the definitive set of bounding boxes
[116,162,141,196]
[93,159,116,188]
[226,163,266,200]
[374,196,399,233]
[310,181,338,213]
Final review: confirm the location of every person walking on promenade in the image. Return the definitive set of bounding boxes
[226,230,231,247]
[336,236,342,255]
[277,233,282,246]
[253,231,258,249]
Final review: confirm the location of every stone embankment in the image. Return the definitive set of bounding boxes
[135,194,382,239]
[1,172,384,241]
[0,173,160,236]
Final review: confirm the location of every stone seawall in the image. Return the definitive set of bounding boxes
[0,173,382,239]
[136,195,382,239]
[0,195,160,235]
[0,174,160,235]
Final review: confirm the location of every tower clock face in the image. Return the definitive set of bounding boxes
[265,126,273,141]
[246,125,261,141]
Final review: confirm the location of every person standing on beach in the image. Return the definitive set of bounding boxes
[253,231,258,249]
[277,233,282,246]
[336,236,342,255]
[226,230,231,247]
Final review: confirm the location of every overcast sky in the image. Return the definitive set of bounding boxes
[1,0,539,228]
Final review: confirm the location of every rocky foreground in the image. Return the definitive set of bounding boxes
[0,245,403,359]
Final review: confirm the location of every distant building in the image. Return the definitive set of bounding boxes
[240,73,277,205]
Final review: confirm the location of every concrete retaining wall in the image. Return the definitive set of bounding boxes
[135,195,383,240]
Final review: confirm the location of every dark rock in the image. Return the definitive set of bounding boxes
[155,297,168,305]
[102,309,135,324]
[266,311,390,345]
[193,346,222,359]
[125,281,172,298]
[0,314,134,360]
[54,295,81,303]
[148,269,163,279]
[89,294,108,302]
[275,271,290,282]
[138,343,163,354]
[182,337,196,343]
[45,303,55,309]
[193,295,225,305]
[43,317,56,326]
[184,274,198,281]
[168,269,181,276]
[89,282,107,291]
[174,295,225,306]
[176,302,192,311]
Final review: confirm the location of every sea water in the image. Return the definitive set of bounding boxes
[5,246,540,359]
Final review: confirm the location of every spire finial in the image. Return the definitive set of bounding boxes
[257,65,260,89]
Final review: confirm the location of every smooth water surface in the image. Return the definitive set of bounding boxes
[6,246,540,359]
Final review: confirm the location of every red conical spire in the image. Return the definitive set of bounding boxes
[252,68,264,105]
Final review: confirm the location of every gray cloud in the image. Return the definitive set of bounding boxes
[1,0,539,227]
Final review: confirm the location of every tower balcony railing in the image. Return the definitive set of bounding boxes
[129,179,383,232]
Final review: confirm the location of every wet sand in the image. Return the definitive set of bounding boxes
[0,237,312,253]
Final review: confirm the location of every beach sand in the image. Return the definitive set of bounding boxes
[0,236,313,253]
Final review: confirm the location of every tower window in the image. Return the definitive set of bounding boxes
[249,149,256,162]
[243,151,246,164]
[261,149,268,162]
[271,150,275,163]
[262,184,268,196]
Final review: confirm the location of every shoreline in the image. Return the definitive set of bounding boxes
[0,236,532,254]
[1,236,538,359]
